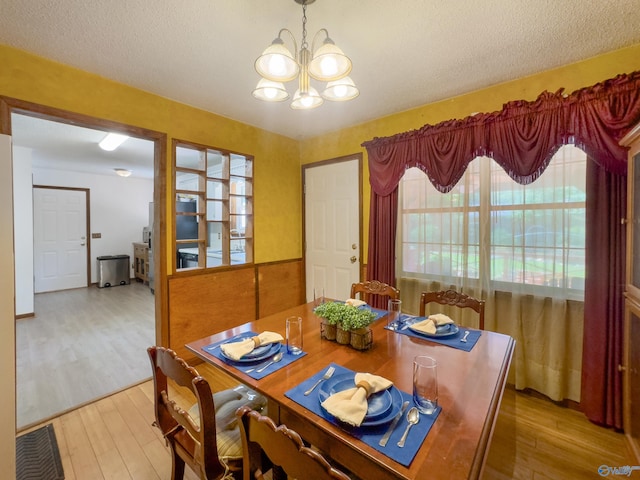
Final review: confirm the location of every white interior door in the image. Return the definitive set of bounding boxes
[33,187,88,293]
[304,158,360,302]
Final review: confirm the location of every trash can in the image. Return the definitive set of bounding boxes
[97,255,130,288]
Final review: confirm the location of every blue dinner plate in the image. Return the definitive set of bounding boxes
[409,322,460,338]
[317,374,403,426]
[219,333,282,363]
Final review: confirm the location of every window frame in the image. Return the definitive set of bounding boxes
[172,139,254,272]
[398,147,586,300]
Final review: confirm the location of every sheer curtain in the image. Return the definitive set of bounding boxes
[364,71,640,426]
[397,146,586,402]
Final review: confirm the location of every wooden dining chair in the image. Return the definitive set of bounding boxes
[419,289,485,330]
[236,406,351,480]
[350,280,400,305]
[148,346,265,480]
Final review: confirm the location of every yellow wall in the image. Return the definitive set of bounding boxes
[3,42,640,267]
[0,44,302,267]
[300,43,640,260]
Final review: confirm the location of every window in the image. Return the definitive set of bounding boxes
[174,141,253,271]
[399,145,586,300]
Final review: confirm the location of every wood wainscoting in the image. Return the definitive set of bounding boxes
[168,259,304,359]
[257,259,305,318]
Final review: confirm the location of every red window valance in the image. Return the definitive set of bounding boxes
[363,71,640,194]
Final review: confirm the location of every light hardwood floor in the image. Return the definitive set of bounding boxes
[16,281,155,429]
[20,361,636,480]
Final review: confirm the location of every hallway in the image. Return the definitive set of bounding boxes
[16,282,155,429]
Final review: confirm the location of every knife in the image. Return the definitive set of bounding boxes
[399,315,417,330]
[378,400,410,446]
[400,321,413,331]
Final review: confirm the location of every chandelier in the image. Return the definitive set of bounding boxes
[252,0,359,110]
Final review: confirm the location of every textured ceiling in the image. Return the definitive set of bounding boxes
[11,113,156,179]
[3,1,640,180]
[2,0,640,142]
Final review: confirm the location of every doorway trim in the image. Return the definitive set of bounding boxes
[0,96,168,346]
[302,152,364,299]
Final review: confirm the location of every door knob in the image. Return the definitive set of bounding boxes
[350,256,357,264]
[352,243,357,250]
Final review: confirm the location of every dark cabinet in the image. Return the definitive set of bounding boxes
[622,122,640,463]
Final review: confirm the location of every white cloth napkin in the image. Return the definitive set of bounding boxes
[320,373,393,427]
[410,313,454,335]
[220,331,283,360]
[345,298,367,307]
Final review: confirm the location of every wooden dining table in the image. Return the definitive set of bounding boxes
[186,301,515,480]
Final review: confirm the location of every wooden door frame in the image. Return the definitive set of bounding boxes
[33,185,91,290]
[0,133,16,478]
[301,153,364,300]
[0,96,168,347]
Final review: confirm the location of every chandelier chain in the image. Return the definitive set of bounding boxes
[301,4,308,50]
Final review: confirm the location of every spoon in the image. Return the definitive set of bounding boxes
[397,407,420,447]
[244,351,283,373]
[255,351,284,373]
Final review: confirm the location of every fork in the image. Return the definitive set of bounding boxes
[304,366,335,395]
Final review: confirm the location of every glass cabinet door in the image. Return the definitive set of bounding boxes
[632,151,640,294]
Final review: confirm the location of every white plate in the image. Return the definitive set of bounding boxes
[408,322,460,338]
[317,373,403,427]
[219,333,282,363]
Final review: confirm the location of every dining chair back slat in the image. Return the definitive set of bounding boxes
[419,289,485,330]
[148,346,239,480]
[350,280,400,305]
[236,406,351,480]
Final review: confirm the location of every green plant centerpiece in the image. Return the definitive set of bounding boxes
[314,301,377,348]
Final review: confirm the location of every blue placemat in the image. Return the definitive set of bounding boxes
[365,306,388,321]
[385,315,482,352]
[285,363,440,467]
[202,332,307,380]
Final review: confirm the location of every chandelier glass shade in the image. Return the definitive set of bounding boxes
[254,36,299,82]
[322,76,359,101]
[252,78,290,101]
[291,85,323,109]
[253,0,358,109]
[308,39,352,81]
